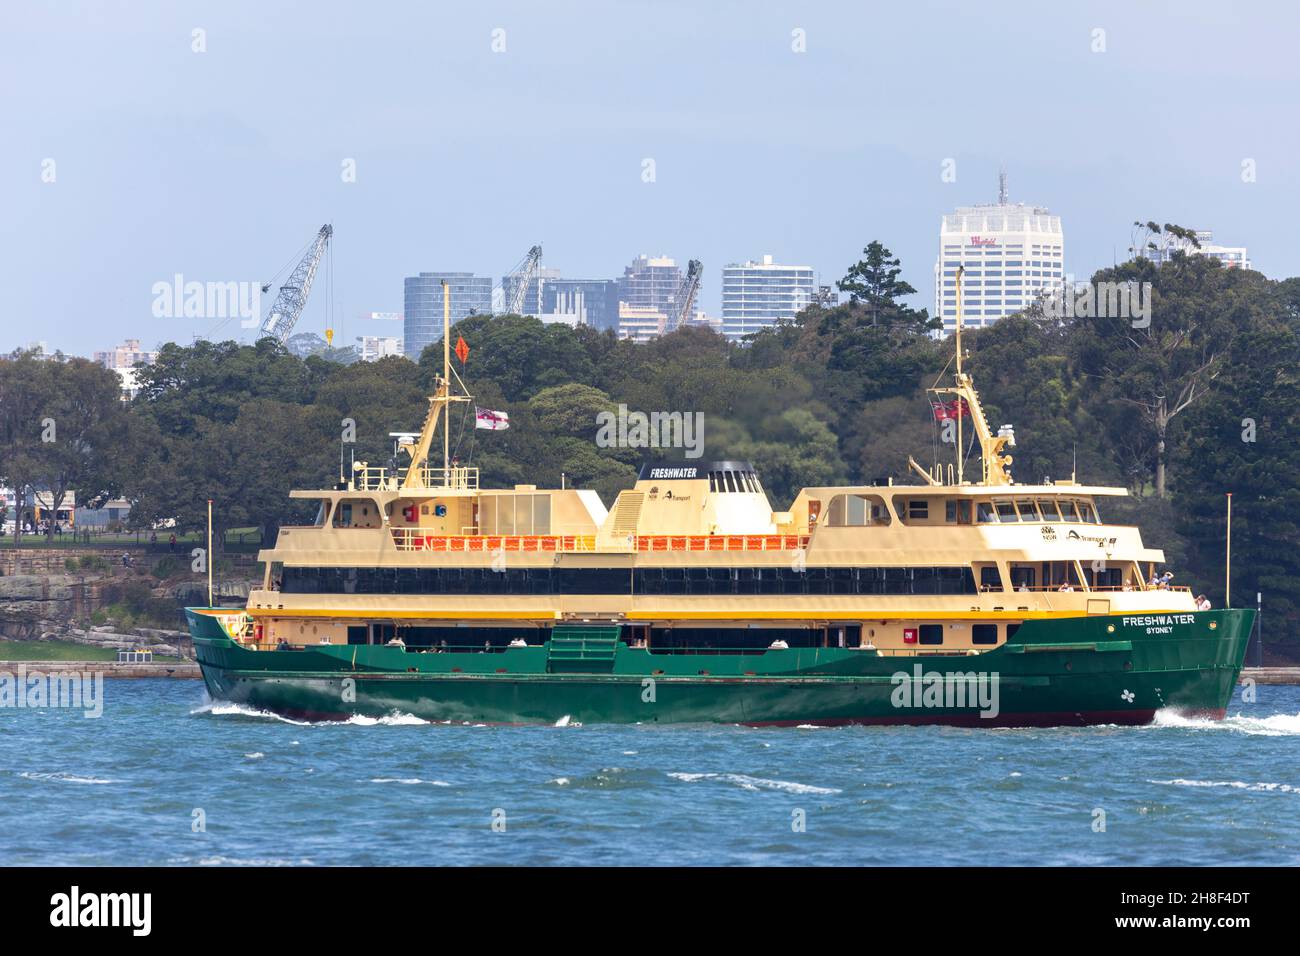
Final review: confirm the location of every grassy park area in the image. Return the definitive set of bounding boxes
[0,639,183,663]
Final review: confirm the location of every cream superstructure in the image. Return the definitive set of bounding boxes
[238,273,1196,659]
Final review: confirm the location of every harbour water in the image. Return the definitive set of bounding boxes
[2,680,1297,866]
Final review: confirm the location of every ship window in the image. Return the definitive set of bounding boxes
[919,624,944,645]
[724,472,737,493]
[1015,499,1039,521]
[826,493,892,527]
[1060,500,1081,523]
[533,495,551,534]
[995,500,1018,522]
[1078,500,1099,523]
[972,624,998,645]
[709,472,718,492]
[946,500,956,522]
[976,501,997,523]
[1037,499,1062,521]
[908,500,929,520]
[1010,565,1036,590]
[1006,623,1021,640]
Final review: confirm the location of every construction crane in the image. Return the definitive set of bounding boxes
[666,259,702,333]
[498,244,543,315]
[259,224,333,342]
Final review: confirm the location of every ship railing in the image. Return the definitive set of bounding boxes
[391,530,599,553]
[390,531,811,553]
[1004,584,1193,594]
[352,466,479,492]
[634,534,811,552]
[249,641,534,653]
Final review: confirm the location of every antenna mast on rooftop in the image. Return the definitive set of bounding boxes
[998,169,1008,205]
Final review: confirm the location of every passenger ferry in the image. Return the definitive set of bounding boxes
[187,284,1252,726]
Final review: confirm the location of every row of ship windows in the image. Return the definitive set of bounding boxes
[279,565,980,596]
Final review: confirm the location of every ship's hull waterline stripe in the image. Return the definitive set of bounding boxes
[194,606,1194,623]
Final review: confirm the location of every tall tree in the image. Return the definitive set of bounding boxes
[836,241,936,331]
[1072,255,1254,498]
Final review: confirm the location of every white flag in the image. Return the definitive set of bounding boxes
[475,407,510,431]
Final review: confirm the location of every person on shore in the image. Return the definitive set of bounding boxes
[121,552,131,568]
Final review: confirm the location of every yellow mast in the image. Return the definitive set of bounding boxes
[443,280,451,474]
[918,265,1016,487]
[401,280,472,490]
[956,266,964,485]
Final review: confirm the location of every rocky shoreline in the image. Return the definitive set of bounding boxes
[0,569,256,661]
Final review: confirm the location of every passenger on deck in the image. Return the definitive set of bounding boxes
[1196,594,1212,610]
[1057,581,1074,592]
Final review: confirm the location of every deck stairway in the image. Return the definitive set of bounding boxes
[546,625,622,674]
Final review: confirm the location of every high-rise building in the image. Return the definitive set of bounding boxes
[356,335,404,361]
[617,305,667,343]
[355,312,403,360]
[619,255,682,313]
[934,175,1064,333]
[541,278,621,331]
[94,339,157,369]
[720,255,815,341]
[403,273,493,360]
[1145,230,1251,271]
[501,267,561,317]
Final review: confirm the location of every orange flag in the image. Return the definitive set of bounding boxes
[454,335,469,364]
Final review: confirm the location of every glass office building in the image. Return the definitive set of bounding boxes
[403,272,493,360]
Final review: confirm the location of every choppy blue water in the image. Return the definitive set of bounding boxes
[1,680,1297,866]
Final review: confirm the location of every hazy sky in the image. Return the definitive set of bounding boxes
[4,0,1297,354]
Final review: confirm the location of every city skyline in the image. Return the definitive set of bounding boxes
[4,2,1293,355]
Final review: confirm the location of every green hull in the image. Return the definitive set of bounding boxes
[186,609,1252,728]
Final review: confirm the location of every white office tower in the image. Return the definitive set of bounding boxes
[720,255,815,342]
[934,173,1064,334]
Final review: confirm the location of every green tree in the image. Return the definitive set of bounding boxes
[836,241,936,331]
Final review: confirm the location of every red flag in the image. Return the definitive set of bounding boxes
[931,399,970,421]
[454,335,469,364]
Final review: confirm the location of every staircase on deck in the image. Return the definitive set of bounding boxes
[546,625,622,673]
